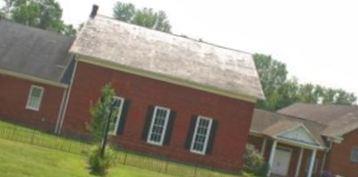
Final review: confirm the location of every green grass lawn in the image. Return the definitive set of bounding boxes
[0,138,178,177]
[0,120,240,177]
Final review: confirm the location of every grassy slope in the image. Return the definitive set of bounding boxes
[0,138,177,177]
[0,120,241,177]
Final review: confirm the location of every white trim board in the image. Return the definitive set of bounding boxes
[276,124,321,147]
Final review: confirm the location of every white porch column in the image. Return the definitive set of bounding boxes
[295,148,304,177]
[261,138,267,156]
[267,140,278,177]
[307,149,317,177]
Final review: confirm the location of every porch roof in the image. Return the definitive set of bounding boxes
[278,103,358,138]
[251,109,327,148]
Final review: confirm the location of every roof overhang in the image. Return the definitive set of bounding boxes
[75,55,258,103]
[251,123,326,150]
[0,68,68,88]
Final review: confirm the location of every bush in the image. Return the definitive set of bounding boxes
[243,144,269,177]
[88,146,116,176]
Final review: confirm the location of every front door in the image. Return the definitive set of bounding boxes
[272,148,292,176]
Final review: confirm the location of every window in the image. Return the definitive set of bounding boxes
[351,147,358,163]
[26,85,44,111]
[190,116,213,155]
[108,96,125,135]
[147,106,170,146]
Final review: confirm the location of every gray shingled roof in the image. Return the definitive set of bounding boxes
[251,109,327,147]
[0,20,74,84]
[278,103,358,137]
[70,15,265,100]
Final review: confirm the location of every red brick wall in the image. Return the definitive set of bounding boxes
[0,73,65,132]
[63,61,256,172]
[326,129,358,177]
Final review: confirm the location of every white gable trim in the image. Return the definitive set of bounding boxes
[274,123,322,148]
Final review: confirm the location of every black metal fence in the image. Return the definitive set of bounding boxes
[0,123,239,177]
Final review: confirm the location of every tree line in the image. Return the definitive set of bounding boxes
[1,0,356,111]
[254,54,356,111]
[0,0,171,36]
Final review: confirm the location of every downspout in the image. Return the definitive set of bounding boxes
[56,5,98,134]
[57,58,79,134]
[54,89,68,134]
[320,140,333,175]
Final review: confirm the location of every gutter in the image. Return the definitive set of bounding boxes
[0,68,68,88]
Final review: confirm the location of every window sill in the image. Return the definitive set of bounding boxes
[146,140,163,147]
[190,149,206,155]
[25,106,40,111]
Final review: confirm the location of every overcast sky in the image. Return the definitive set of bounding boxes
[58,0,358,96]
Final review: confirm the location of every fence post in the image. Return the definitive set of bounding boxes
[30,129,36,144]
[11,127,17,140]
[80,142,86,154]
[193,164,197,177]
[68,142,72,153]
[164,161,169,174]
[123,151,128,165]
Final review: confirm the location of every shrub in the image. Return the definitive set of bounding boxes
[243,144,269,177]
[88,146,116,176]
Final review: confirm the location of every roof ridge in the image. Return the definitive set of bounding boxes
[291,102,358,108]
[0,20,73,40]
[255,108,326,126]
[95,14,252,55]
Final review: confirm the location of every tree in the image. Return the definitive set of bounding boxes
[0,0,15,18]
[113,1,171,33]
[89,84,117,141]
[0,0,76,36]
[88,84,118,176]
[254,54,293,110]
[113,2,135,22]
[254,53,357,111]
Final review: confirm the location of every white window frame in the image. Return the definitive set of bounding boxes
[147,106,171,146]
[109,96,125,135]
[25,85,44,111]
[190,116,213,155]
[351,147,358,163]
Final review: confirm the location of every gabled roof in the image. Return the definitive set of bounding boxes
[278,103,358,137]
[251,109,327,147]
[70,15,265,101]
[0,20,74,84]
[322,110,358,137]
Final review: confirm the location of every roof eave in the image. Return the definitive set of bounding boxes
[0,68,68,88]
[73,53,260,103]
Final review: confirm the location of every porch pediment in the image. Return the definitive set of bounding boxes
[277,125,319,146]
[262,121,321,147]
